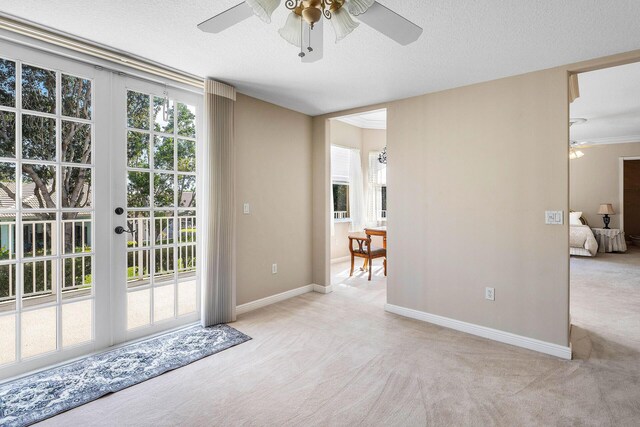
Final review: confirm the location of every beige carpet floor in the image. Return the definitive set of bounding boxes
[36,255,640,426]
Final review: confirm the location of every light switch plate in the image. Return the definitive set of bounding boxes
[243,203,250,215]
[545,210,563,225]
[485,287,495,301]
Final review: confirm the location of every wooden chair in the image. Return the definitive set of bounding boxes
[348,232,387,281]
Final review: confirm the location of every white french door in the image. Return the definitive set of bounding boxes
[111,77,201,343]
[0,41,202,379]
[0,42,112,378]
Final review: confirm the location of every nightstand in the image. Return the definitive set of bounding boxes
[591,228,627,253]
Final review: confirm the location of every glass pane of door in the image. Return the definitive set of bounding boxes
[0,54,97,368]
[124,88,199,334]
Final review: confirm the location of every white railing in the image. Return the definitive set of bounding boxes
[127,215,196,248]
[179,216,196,243]
[24,220,54,258]
[155,217,174,246]
[0,214,197,299]
[61,218,93,253]
[0,219,92,302]
[178,244,196,272]
[334,211,348,220]
[128,216,151,248]
[127,215,197,285]
[0,222,16,261]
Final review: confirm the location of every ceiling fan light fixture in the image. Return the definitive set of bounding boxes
[279,11,303,46]
[331,6,359,42]
[302,6,322,26]
[246,0,281,23]
[198,0,423,61]
[347,0,375,16]
[569,148,584,160]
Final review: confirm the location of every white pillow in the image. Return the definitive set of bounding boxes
[569,211,583,226]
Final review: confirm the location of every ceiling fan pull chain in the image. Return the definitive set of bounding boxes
[308,23,313,52]
[298,13,306,58]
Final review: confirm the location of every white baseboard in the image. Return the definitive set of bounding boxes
[331,256,350,264]
[236,284,333,315]
[236,285,313,315]
[384,304,572,360]
[312,284,333,294]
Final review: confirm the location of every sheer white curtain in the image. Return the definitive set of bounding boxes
[330,178,335,236]
[201,79,236,327]
[367,151,387,225]
[349,148,366,232]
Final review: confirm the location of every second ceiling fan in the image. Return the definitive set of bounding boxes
[198,0,423,62]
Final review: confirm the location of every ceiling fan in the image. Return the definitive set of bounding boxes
[197,0,423,62]
[569,118,591,159]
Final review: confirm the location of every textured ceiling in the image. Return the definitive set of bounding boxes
[1,1,640,115]
[571,61,640,145]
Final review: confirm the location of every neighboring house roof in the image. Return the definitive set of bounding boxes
[179,192,194,208]
[0,182,52,210]
[0,182,91,216]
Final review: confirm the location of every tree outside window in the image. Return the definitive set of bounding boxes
[332,182,350,219]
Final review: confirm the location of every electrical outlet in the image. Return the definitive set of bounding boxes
[243,203,250,214]
[272,263,277,274]
[485,287,495,301]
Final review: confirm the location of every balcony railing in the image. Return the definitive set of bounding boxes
[0,218,92,303]
[127,215,197,248]
[0,215,197,302]
[127,215,197,286]
[334,211,348,220]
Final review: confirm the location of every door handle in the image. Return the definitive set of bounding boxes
[114,222,136,235]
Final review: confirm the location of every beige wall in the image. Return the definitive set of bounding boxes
[385,70,569,346]
[235,94,313,305]
[312,117,330,286]
[314,69,570,346]
[570,142,640,230]
[329,121,386,260]
[331,222,351,260]
[311,49,640,347]
[330,120,362,149]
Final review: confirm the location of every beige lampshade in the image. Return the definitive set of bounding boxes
[597,203,615,215]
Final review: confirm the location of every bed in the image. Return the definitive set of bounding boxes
[569,211,598,257]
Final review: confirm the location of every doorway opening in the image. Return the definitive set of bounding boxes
[328,109,387,296]
[569,61,640,359]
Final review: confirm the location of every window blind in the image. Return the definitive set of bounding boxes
[331,145,351,182]
[369,152,387,185]
[368,151,387,222]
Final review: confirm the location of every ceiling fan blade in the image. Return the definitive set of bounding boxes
[197,2,253,34]
[357,2,423,45]
[302,18,323,63]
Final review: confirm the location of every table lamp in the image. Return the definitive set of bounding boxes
[597,203,615,229]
